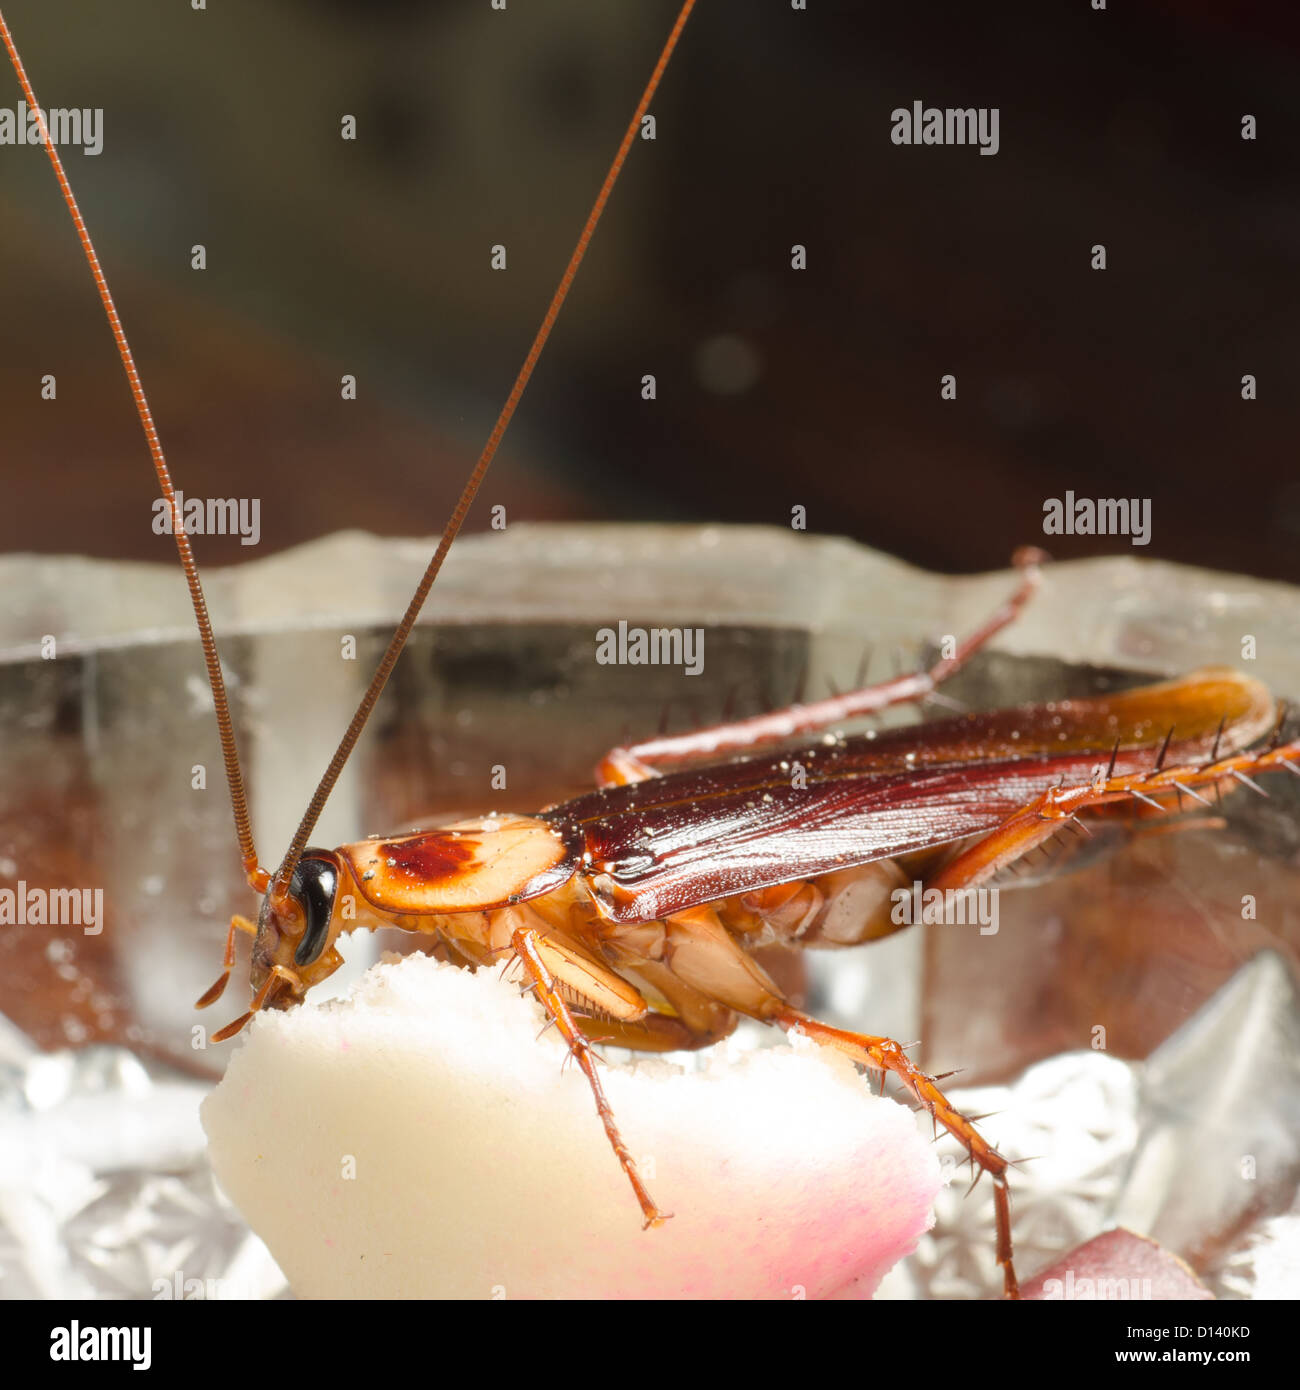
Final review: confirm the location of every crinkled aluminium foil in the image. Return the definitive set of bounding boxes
[2,949,1295,1299]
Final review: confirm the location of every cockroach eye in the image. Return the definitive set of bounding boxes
[291,854,339,967]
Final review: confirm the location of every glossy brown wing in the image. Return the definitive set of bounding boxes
[543,669,1274,922]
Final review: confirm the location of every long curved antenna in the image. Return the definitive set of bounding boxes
[0,9,267,893]
[269,0,697,901]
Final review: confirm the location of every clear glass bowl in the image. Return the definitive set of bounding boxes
[1,524,1297,1297]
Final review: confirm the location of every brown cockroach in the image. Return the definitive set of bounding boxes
[6,0,1299,1301]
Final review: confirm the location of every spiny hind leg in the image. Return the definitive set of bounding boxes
[926,731,1300,895]
[772,1006,1019,1299]
[510,925,668,1228]
[593,903,1020,1290]
[597,547,1045,786]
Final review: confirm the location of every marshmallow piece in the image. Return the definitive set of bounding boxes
[202,953,939,1298]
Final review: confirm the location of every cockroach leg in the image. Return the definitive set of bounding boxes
[772,1008,1019,1299]
[596,547,1046,784]
[573,1012,737,1054]
[510,926,670,1229]
[927,731,1300,895]
[194,914,258,1008]
[209,965,300,1042]
[209,1013,254,1045]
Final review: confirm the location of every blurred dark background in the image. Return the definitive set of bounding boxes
[1,0,1297,580]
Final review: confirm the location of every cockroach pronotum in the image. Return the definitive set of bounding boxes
[5,0,1298,1301]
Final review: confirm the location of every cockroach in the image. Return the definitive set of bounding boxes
[6,0,1299,1301]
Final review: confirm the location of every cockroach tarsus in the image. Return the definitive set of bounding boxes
[7,0,1299,1301]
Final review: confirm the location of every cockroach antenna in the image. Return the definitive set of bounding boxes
[266,0,698,905]
[0,7,268,894]
[0,0,698,909]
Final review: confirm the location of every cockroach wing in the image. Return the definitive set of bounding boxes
[343,816,575,916]
[550,757,1075,922]
[546,669,1274,923]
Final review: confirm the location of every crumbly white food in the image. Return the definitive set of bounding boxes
[202,952,939,1299]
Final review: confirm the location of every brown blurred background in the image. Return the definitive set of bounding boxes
[1,0,1298,580]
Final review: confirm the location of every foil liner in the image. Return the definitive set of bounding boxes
[2,951,1296,1298]
[0,1018,285,1300]
[884,952,1300,1299]
[1,527,1299,1298]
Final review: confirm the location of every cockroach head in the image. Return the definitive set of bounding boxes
[250,849,344,1006]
